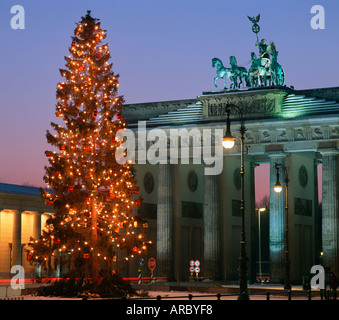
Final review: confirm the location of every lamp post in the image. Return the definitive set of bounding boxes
[256,207,266,284]
[222,104,249,300]
[273,163,291,290]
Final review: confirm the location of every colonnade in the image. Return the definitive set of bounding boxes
[154,150,339,282]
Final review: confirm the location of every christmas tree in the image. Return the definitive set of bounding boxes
[28,11,150,290]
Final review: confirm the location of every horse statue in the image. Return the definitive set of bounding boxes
[270,51,284,86]
[212,57,235,89]
[248,52,267,87]
[229,56,249,88]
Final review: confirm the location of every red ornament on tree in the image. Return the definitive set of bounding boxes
[83,144,90,152]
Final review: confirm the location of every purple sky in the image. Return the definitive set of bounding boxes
[0,0,333,202]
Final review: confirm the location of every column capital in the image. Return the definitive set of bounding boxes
[12,210,23,215]
[267,151,287,160]
[31,211,42,216]
[319,148,339,156]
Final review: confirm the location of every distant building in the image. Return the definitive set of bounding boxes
[0,183,54,278]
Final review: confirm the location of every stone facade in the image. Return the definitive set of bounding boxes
[123,86,339,283]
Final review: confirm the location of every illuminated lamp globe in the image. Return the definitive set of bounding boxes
[222,131,236,149]
[274,183,283,193]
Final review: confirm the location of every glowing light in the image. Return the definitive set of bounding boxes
[274,184,283,193]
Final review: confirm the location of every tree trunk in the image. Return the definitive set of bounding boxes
[91,197,98,283]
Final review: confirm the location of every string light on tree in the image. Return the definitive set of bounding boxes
[27,11,150,286]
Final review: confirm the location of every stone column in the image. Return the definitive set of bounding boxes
[12,210,22,267]
[321,150,339,276]
[172,164,181,281]
[32,212,42,277]
[269,153,286,283]
[203,173,220,280]
[314,159,321,265]
[32,212,41,240]
[157,163,173,280]
[249,162,258,283]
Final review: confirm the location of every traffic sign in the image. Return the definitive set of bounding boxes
[194,260,200,267]
[190,260,195,267]
[148,258,156,270]
[189,267,195,273]
[138,258,145,267]
[195,267,200,273]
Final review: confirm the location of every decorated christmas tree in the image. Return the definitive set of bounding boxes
[28,11,150,291]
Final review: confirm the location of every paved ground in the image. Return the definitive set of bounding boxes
[129,283,327,300]
[1,280,336,301]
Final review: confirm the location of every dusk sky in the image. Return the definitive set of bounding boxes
[0,0,334,202]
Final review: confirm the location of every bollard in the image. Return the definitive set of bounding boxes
[138,270,142,285]
[157,295,161,301]
[266,292,270,300]
[150,270,154,285]
[287,290,292,300]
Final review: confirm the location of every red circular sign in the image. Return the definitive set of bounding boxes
[148,258,156,270]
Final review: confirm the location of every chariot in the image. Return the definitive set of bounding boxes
[212,14,285,90]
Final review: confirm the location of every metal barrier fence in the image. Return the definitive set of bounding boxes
[120,289,338,301]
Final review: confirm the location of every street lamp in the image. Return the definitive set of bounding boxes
[222,104,249,300]
[273,163,291,290]
[257,207,266,284]
[273,168,283,193]
[222,108,236,149]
